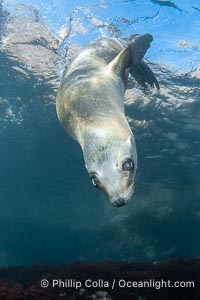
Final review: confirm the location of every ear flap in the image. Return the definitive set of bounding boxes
[106,34,159,89]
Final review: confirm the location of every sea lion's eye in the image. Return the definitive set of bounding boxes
[122,159,134,171]
[91,176,100,188]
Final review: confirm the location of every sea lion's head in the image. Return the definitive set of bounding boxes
[82,126,137,207]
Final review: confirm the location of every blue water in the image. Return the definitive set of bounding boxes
[0,0,200,265]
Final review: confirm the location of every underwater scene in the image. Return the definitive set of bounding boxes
[0,0,200,299]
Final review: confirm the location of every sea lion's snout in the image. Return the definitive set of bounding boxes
[113,197,127,207]
[109,180,135,207]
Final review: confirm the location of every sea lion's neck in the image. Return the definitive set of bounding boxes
[80,119,132,152]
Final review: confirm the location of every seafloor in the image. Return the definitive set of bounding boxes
[0,258,199,299]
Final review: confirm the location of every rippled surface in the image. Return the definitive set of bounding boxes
[0,0,200,265]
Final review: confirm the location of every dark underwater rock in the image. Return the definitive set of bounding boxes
[0,258,199,299]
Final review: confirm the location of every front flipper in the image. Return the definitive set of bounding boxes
[106,34,159,90]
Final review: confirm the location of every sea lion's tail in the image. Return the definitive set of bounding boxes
[129,34,160,89]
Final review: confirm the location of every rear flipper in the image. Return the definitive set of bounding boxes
[130,60,159,89]
[129,34,159,89]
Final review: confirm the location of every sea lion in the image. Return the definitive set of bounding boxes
[56,34,159,207]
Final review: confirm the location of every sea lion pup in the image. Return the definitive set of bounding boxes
[56,34,159,207]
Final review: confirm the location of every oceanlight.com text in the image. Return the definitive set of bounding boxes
[118,279,195,289]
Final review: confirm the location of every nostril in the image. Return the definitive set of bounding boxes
[113,198,126,207]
